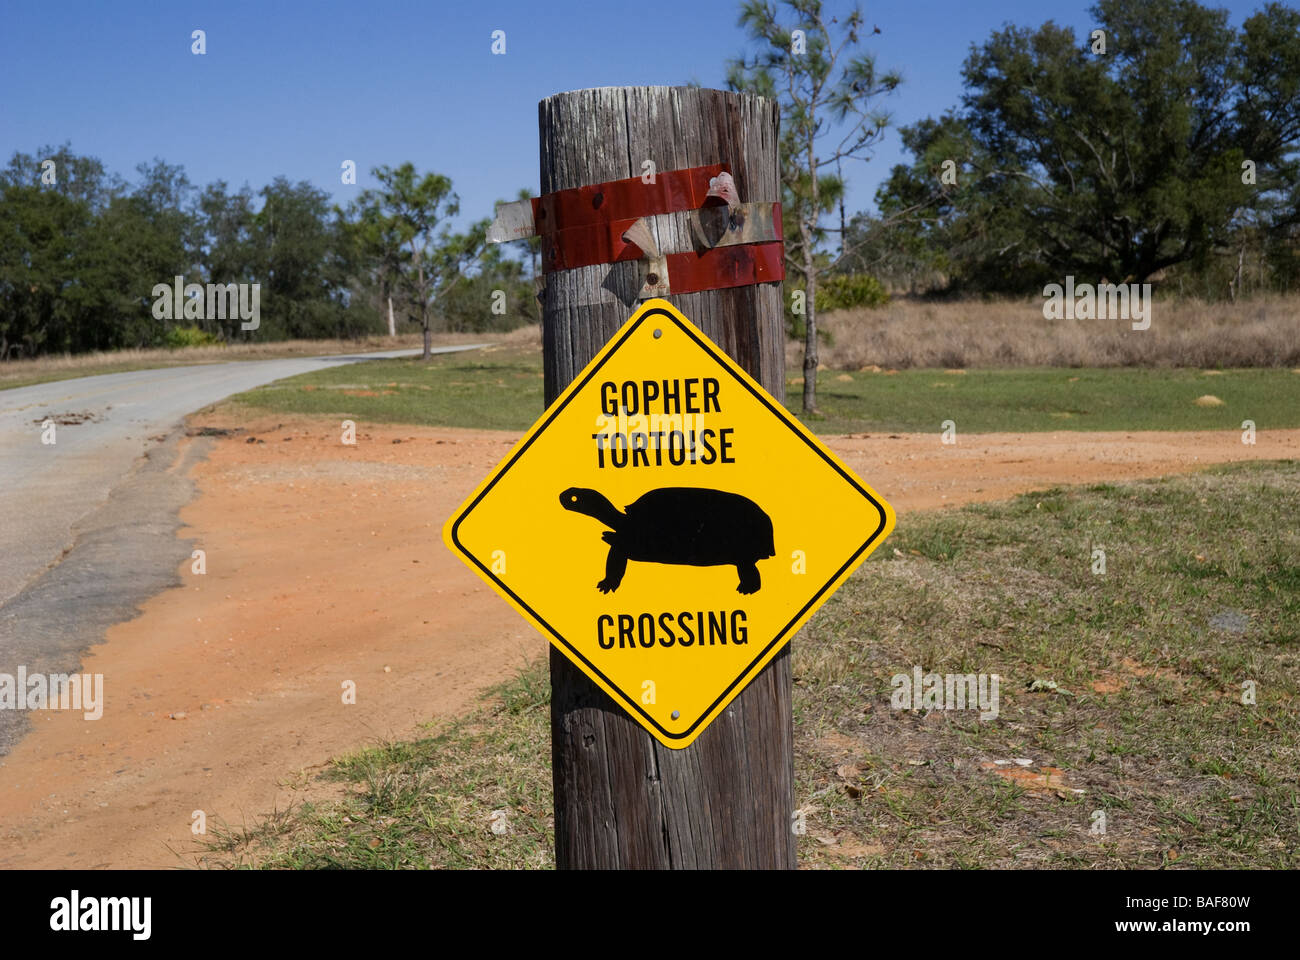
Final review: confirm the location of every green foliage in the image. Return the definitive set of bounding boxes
[437,244,537,333]
[785,307,833,345]
[252,178,359,341]
[0,145,393,356]
[0,148,194,356]
[785,273,887,340]
[163,325,222,348]
[869,0,1300,295]
[343,164,488,353]
[815,273,889,310]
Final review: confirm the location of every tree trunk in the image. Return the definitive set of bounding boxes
[539,85,793,869]
[387,296,396,337]
[802,130,820,416]
[417,251,432,359]
[1230,243,1245,302]
[802,242,819,415]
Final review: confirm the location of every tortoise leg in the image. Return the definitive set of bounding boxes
[736,562,761,594]
[597,549,627,594]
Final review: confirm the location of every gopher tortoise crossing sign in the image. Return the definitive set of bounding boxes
[443,299,895,748]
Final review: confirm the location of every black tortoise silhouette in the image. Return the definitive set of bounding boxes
[559,486,775,594]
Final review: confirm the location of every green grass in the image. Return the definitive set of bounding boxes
[227,345,1300,433]
[800,367,1300,434]
[227,343,544,431]
[203,460,1300,869]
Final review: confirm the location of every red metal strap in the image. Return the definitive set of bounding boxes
[540,216,642,273]
[664,241,785,294]
[533,164,783,293]
[541,203,784,274]
[532,163,729,236]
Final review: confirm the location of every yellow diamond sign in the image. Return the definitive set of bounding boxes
[443,299,895,748]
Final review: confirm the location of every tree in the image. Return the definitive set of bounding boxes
[0,180,90,357]
[350,164,484,358]
[196,181,258,338]
[253,178,354,340]
[342,192,406,337]
[1,143,121,211]
[443,187,541,332]
[0,148,195,355]
[727,0,899,414]
[875,0,1300,294]
[438,239,535,332]
[74,178,193,349]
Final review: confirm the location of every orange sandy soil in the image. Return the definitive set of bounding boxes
[1,412,1295,869]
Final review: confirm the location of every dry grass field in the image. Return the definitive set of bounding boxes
[793,294,1300,370]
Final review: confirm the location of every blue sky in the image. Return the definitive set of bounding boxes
[0,0,1272,228]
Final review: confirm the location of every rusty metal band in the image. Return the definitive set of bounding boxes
[540,215,648,273]
[541,203,784,273]
[532,163,730,236]
[660,241,785,295]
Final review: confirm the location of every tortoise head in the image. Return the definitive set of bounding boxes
[559,487,622,528]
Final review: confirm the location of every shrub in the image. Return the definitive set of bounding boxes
[164,326,223,349]
[815,274,890,311]
[787,311,834,346]
[787,274,890,342]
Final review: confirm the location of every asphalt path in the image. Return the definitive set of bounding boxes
[0,347,479,611]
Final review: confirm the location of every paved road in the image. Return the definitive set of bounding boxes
[0,347,480,610]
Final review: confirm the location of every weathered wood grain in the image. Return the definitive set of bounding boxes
[540,86,793,869]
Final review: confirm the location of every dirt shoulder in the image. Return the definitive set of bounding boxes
[0,412,1294,868]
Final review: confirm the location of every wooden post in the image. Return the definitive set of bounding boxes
[539,86,793,869]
